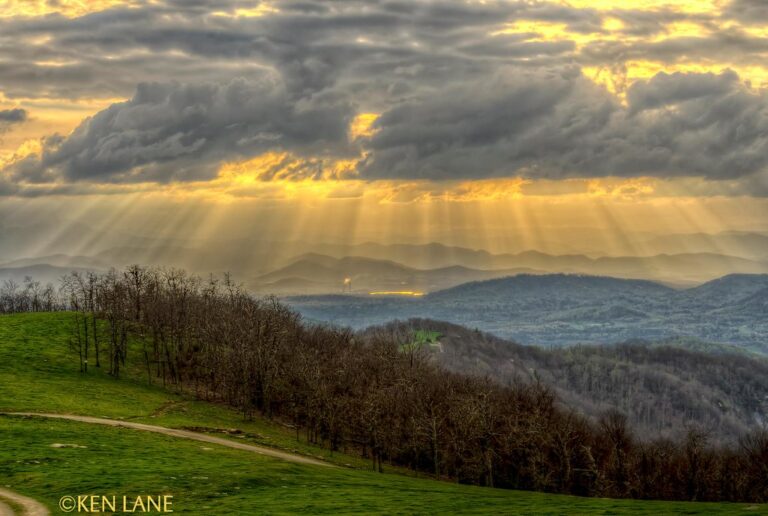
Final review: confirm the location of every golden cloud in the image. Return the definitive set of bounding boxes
[0,0,137,18]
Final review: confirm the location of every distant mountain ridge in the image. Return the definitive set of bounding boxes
[3,234,768,291]
[281,244,767,285]
[253,253,541,294]
[0,264,101,285]
[0,254,111,270]
[251,247,768,294]
[288,273,768,352]
[644,231,768,260]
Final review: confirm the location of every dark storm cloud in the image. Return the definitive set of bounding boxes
[625,70,740,112]
[604,7,718,38]
[0,108,28,133]
[359,69,768,182]
[0,1,757,104]
[0,0,749,105]
[0,0,600,101]
[0,108,27,123]
[1,0,768,191]
[11,77,354,183]
[458,37,575,58]
[580,29,768,71]
[725,0,768,24]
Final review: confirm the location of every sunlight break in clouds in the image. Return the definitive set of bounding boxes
[0,0,766,256]
[0,0,137,18]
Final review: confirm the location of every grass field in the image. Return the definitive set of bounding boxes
[399,329,443,353]
[0,312,765,514]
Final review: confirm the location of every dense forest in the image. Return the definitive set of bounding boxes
[3,266,768,502]
[366,319,768,444]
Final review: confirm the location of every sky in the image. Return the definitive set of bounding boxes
[1,0,767,256]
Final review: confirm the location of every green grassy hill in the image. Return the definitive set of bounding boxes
[0,312,764,514]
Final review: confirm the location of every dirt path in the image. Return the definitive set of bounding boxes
[0,488,49,516]
[3,412,333,468]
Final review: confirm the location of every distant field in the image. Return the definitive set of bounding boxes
[414,329,441,344]
[399,329,442,353]
[0,313,764,514]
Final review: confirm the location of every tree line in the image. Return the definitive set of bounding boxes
[4,266,768,502]
[0,277,61,314]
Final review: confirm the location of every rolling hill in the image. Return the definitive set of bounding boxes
[252,253,540,294]
[643,231,768,261]
[0,263,101,285]
[0,253,111,270]
[282,243,768,285]
[1,312,752,514]
[288,273,768,352]
[3,236,768,294]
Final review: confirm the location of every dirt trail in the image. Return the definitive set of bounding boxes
[0,488,49,516]
[3,412,333,468]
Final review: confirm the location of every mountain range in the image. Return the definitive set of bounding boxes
[0,264,99,286]
[250,245,768,293]
[288,273,768,353]
[252,253,541,294]
[2,231,768,291]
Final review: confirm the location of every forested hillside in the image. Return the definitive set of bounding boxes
[4,266,768,503]
[364,319,768,444]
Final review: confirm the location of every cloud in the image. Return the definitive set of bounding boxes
[725,0,768,24]
[1,0,768,196]
[0,108,27,133]
[0,108,27,123]
[581,29,768,73]
[0,0,600,101]
[625,70,740,112]
[10,77,354,183]
[7,68,768,189]
[359,69,768,182]
[0,0,759,108]
[0,0,759,104]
